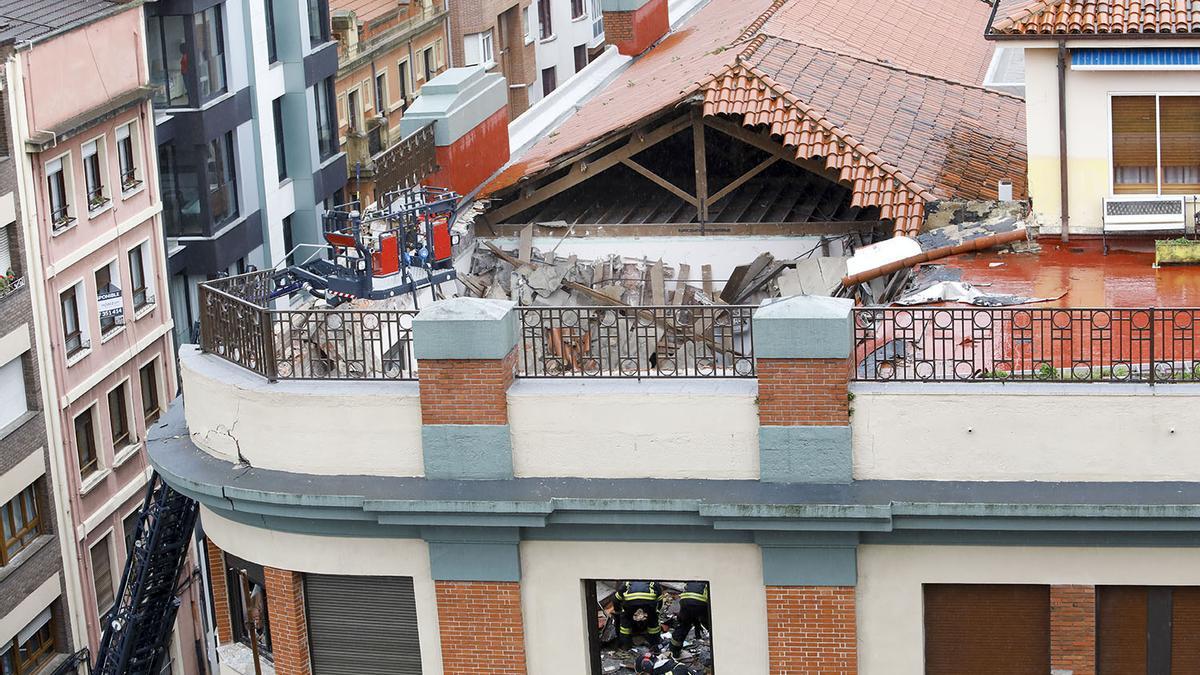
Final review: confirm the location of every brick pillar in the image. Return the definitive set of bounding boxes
[601,0,670,56]
[765,586,857,674]
[400,66,510,196]
[435,580,528,675]
[263,567,311,675]
[205,540,233,645]
[1051,585,1096,675]
[753,296,854,483]
[414,297,518,479]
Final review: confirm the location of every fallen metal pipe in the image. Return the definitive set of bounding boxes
[839,228,1030,287]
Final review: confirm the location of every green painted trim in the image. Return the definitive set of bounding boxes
[412,298,518,360]
[753,296,853,359]
[759,426,852,484]
[422,425,514,480]
[760,545,858,586]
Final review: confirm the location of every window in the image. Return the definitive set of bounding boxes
[539,0,553,39]
[108,382,130,448]
[397,60,411,107]
[347,89,361,133]
[374,72,388,112]
[422,45,435,82]
[591,0,604,39]
[46,156,72,230]
[74,407,99,479]
[0,484,41,565]
[306,575,423,673]
[0,607,56,675]
[122,509,140,557]
[95,262,122,336]
[572,0,585,20]
[924,584,1049,675]
[129,243,151,310]
[265,0,279,63]
[465,30,495,67]
[140,361,161,425]
[116,122,141,192]
[574,44,588,74]
[585,580,713,673]
[83,140,108,212]
[282,214,297,266]
[523,7,532,42]
[0,356,27,430]
[194,7,227,102]
[158,144,202,236]
[314,78,337,160]
[145,15,189,107]
[60,284,86,356]
[1112,95,1200,195]
[226,556,272,657]
[206,132,238,225]
[542,66,557,96]
[308,0,330,46]
[273,98,287,181]
[91,535,114,620]
[0,222,13,279]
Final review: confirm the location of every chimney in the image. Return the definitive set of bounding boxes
[601,0,670,56]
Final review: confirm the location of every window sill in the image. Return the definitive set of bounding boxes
[87,200,113,219]
[133,303,156,321]
[65,346,92,368]
[100,325,126,345]
[0,535,53,584]
[571,14,589,22]
[79,467,112,496]
[112,441,141,469]
[121,183,146,201]
[0,410,37,443]
[539,35,557,44]
[50,218,78,237]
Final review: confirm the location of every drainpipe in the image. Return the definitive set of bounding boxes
[1057,40,1070,243]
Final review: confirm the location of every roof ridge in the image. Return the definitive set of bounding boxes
[726,62,938,202]
[736,0,789,43]
[991,0,1068,32]
[747,31,1024,101]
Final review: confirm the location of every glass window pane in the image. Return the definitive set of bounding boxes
[1112,96,1158,194]
[195,8,226,101]
[1160,96,1200,195]
[161,16,188,106]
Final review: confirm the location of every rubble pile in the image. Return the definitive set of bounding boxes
[595,582,714,675]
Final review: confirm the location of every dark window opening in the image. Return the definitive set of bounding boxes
[0,483,42,565]
[273,97,288,181]
[108,382,130,448]
[541,66,557,96]
[308,0,330,46]
[226,555,272,659]
[539,0,553,39]
[140,360,161,425]
[74,407,99,479]
[315,78,337,160]
[574,44,588,73]
[585,580,713,674]
[265,0,279,63]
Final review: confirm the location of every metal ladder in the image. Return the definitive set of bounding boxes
[91,473,198,675]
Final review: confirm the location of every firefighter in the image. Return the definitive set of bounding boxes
[615,580,664,649]
[635,651,696,675]
[669,581,711,658]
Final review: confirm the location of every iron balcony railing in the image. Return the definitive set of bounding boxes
[199,272,418,381]
[853,306,1200,383]
[517,305,757,378]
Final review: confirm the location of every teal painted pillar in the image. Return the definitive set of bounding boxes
[753,296,855,483]
[414,297,519,479]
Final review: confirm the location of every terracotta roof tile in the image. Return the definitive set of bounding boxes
[993,0,1200,35]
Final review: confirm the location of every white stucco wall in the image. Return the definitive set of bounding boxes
[519,540,769,675]
[202,507,444,674]
[852,382,1200,481]
[508,379,759,479]
[180,347,424,476]
[858,544,1200,675]
[1024,42,1200,234]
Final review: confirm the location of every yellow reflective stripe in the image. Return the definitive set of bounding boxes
[646,626,661,634]
[679,593,708,602]
[619,626,633,635]
[622,593,658,601]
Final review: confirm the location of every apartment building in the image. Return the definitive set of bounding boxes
[448,0,539,118]
[0,47,75,675]
[0,2,204,672]
[331,0,449,203]
[527,0,606,103]
[146,0,346,344]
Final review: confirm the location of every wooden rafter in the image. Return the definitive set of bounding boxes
[621,157,698,206]
[709,156,779,205]
[703,116,836,181]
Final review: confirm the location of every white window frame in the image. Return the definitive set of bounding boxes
[128,239,155,319]
[107,377,139,467]
[60,278,91,364]
[138,355,163,426]
[45,152,75,233]
[0,354,29,431]
[75,400,107,491]
[1107,91,1200,197]
[90,530,117,621]
[93,257,124,342]
[82,135,110,216]
[116,120,144,196]
[374,71,389,113]
[464,30,496,68]
[397,59,412,105]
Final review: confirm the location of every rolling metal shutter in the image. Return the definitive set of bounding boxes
[305,574,422,675]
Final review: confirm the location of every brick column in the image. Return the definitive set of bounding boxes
[263,568,311,675]
[601,0,670,56]
[205,540,233,645]
[753,296,854,483]
[435,580,528,675]
[1051,585,1096,675]
[414,297,518,479]
[765,586,857,674]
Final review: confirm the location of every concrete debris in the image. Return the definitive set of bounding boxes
[894,268,1066,307]
[595,582,713,675]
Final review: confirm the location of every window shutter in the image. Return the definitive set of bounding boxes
[435,39,444,69]
[305,574,423,674]
[0,225,11,275]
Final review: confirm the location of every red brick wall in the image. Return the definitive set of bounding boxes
[263,568,312,675]
[1051,585,1096,675]
[436,580,527,674]
[765,586,856,674]
[603,0,669,56]
[425,107,511,197]
[757,358,851,426]
[206,540,233,645]
[418,349,517,425]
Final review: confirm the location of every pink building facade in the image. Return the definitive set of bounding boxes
[5,5,203,673]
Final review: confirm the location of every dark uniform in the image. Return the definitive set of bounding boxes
[636,652,695,675]
[616,581,663,648]
[670,581,711,658]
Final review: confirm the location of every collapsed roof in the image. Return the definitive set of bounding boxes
[481,0,1027,237]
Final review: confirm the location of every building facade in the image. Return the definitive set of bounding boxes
[331,0,450,203]
[147,0,346,346]
[0,3,204,672]
[528,0,606,104]
[447,0,539,118]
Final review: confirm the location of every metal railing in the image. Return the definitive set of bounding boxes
[199,272,418,381]
[853,307,1200,383]
[517,305,757,378]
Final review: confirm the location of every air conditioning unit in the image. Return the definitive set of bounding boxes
[1102,195,1186,234]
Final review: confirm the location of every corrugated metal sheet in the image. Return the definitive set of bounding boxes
[1073,48,1200,68]
[305,574,422,675]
